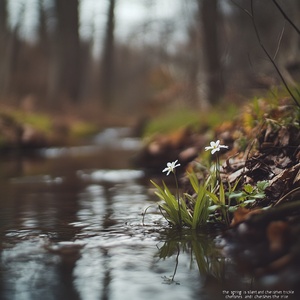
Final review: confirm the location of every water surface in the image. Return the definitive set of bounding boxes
[0,129,247,300]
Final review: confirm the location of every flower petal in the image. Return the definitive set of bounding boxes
[211,148,219,154]
[205,139,228,155]
[162,160,180,175]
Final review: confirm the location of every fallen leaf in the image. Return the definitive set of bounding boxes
[231,207,262,226]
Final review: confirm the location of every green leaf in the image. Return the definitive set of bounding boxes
[208,204,221,212]
[252,192,266,199]
[192,185,210,229]
[243,199,256,204]
[244,184,254,194]
[206,190,219,205]
[228,191,244,200]
[228,206,238,213]
[152,179,182,226]
[187,171,200,193]
[257,180,269,191]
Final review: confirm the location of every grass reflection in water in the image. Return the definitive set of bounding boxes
[155,228,225,285]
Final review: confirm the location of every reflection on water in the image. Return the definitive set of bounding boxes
[0,130,253,300]
[156,230,226,284]
[0,175,202,300]
[77,169,144,183]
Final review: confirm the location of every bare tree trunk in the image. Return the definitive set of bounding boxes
[48,0,81,106]
[0,0,9,97]
[198,0,224,105]
[38,0,48,54]
[185,25,201,107]
[101,0,116,109]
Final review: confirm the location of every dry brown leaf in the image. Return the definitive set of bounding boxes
[231,207,262,227]
[276,127,290,146]
[266,163,300,202]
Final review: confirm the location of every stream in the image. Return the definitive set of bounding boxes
[0,128,252,300]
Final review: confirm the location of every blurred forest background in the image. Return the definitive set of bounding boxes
[0,0,300,124]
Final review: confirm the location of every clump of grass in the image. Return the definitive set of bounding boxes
[143,103,239,138]
[5,110,52,134]
[150,139,269,229]
[151,175,217,229]
[69,121,99,138]
[144,107,201,137]
[151,168,269,229]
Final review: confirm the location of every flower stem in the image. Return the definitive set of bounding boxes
[216,154,230,225]
[216,154,220,182]
[173,171,182,228]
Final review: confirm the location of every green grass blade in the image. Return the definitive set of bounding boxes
[187,171,199,193]
[206,190,219,205]
[219,181,225,206]
[192,185,210,229]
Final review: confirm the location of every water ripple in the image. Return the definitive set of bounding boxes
[77,169,144,183]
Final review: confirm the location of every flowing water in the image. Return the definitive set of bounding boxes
[0,128,249,300]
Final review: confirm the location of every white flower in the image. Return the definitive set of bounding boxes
[162,160,181,176]
[205,140,228,155]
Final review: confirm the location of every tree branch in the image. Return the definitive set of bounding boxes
[250,0,300,108]
[273,22,285,61]
[272,0,300,36]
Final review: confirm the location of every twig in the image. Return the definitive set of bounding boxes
[231,0,300,108]
[273,22,285,60]
[142,205,154,225]
[230,0,252,18]
[250,0,300,108]
[273,186,300,207]
[272,0,300,35]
